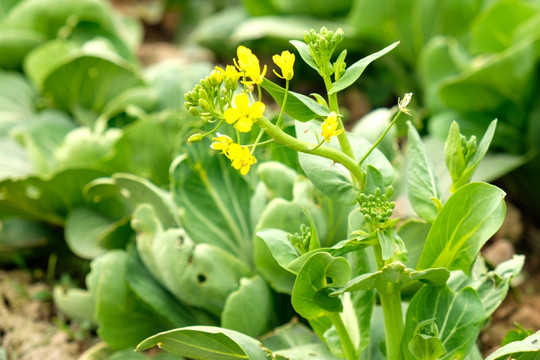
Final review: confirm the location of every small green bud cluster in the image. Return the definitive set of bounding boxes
[304,27,345,76]
[358,187,395,226]
[288,224,312,254]
[184,69,237,122]
[461,134,477,162]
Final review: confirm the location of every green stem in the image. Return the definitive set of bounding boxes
[378,282,404,360]
[257,116,364,185]
[329,313,357,360]
[275,80,289,129]
[323,75,355,160]
[358,110,403,168]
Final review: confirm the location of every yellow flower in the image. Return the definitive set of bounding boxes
[210,133,233,153]
[272,50,295,80]
[224,92,265,132]
[234,46,267,85]
[223,65,240,90]
[227,143,257,175]
[321,111,344,142]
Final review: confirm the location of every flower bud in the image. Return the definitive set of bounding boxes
[188,106,200,116]
[187,133,204,143]
[198,99,212,112]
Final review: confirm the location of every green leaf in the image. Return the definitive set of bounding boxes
[260,321,321,351]
[0,168,106,225]
[274,343,341,359]
[256,161,298,201]
[125,247,217,329]
[0,70,37,136]
[289,40,318,72]
[256,228,300,271]
[222,276,273,337]
[0,29,45,69]
[416,182,506,274]
[406,121,442,223]
[291,252,351,319]
[403,286,485,360]
[261,78,330,122]
[171,149,252,262]
[470,0,538,54]
[333,262,449,293]
[136,326,272,360]
[408,334,446,360]
[329,41,399,94]
[64,207,130,259]
[85,173,179,229]
[53,267,97,324]
[132,204,251,316]
[11,110,75,175]
[295,120,394,205]
[485,330,540,360]
[0,139,33,180]
[448,255,524,317]
[0,218,50,250]
[397,219,431,269]
[93,250,170,349]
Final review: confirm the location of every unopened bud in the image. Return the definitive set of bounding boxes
[198,99,211,112]
[187,133,204,143]
[188,106,200,116]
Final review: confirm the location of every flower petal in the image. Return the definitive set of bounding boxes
[234,117,253,132]
[234,92,249,110]
[249,101,266,119]
[224,108,240,124]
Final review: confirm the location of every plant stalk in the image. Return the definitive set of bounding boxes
[378,282,404,360]
[329,313,357,360]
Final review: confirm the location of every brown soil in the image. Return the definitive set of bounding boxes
[0,271,90,360]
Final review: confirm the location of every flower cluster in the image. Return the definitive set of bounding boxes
[358,187,396,226]
[211,134,256,175]
[186,44,298,176]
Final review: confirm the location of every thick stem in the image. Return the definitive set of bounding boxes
[379,282,404,360]
[323,76,356,160]
[328,313,357,360]
[257,116,364,185]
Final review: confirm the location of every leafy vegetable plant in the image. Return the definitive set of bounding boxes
[135,27,534,359]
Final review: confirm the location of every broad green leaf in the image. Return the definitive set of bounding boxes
[485,330,540,360]
[98,86,158,124]
[408,334,446,360]
[257,161,298,201]
[260,321,321,351]
[253,235,296,294]
[132,204,251,316]
[136,326,272,360]
[397,219,431,269]
[144,60,212,111]
[11,110,75,175]
[329,41,399,94]
[274,343,340,359]
[363,165,385,196]
[0,0,114,39]
[125,247,217,329]
[418,36,469,112]
[470,0,538,54]
[0,139,33,180]
[93,250,169,349]
[291,252,351,319]
[261,78,330,122]
[289,40,318,72]
[296,120,394,205]
[439,38,536,113]
[85,173,179,228]
[406,121,442,223]
[256,228,300,271]
[448,255,524,317]
[402,286,484,360]
[0,70,36,136]
[416,182,506,274]
[0,29,45,69]
[53,262,98,323]
[333,262,449,293]
[0,168,106,225]
[77,342,113,360]
[64,207,130,260]
[171,148,252,262]
[222,276,273,337]
[351,108,397,161]
[55,128,122,169]
[23,40,79,89]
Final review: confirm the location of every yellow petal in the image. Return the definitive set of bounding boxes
[249,101,266,119]
[234,117,253,132]
[234,92,249,110]
[224,108,240,124]
[240,165,250,175]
